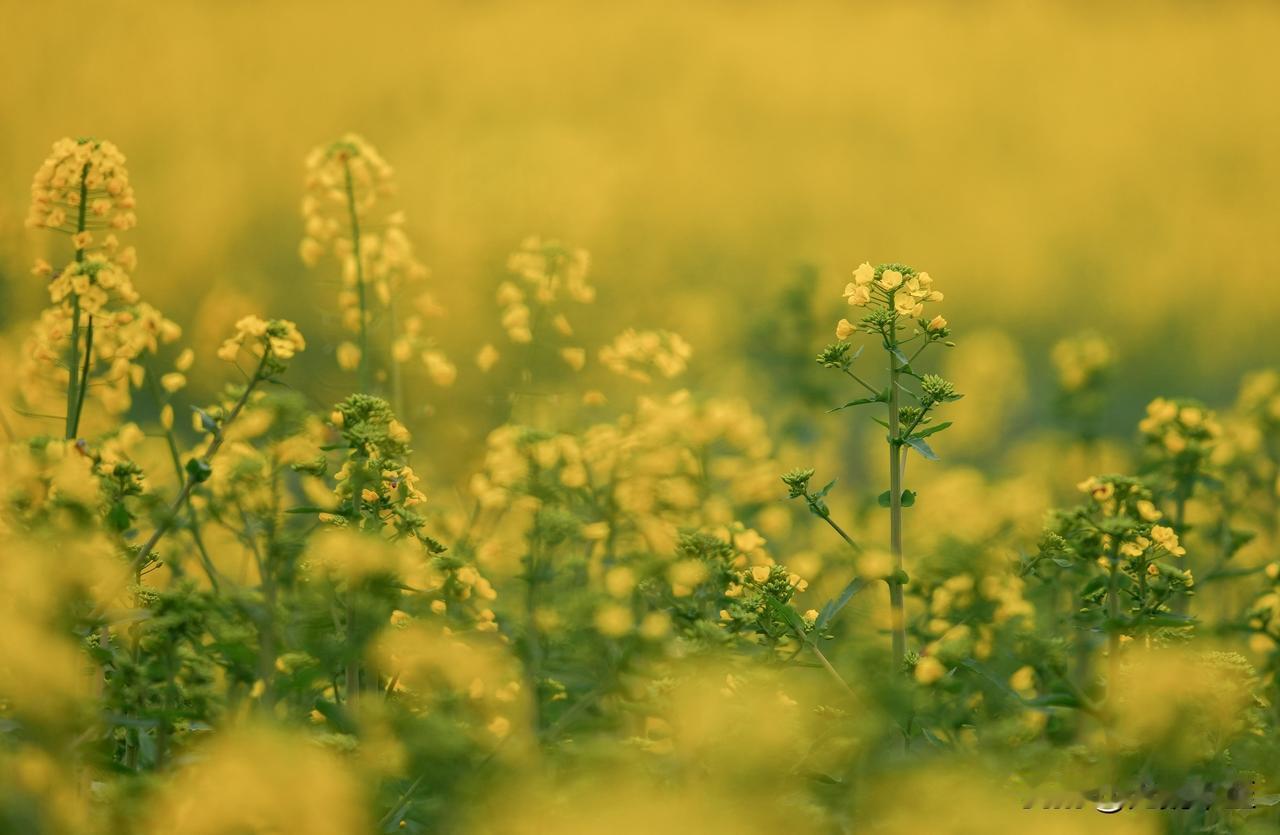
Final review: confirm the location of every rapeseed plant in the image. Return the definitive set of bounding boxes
[5,134,1280,835]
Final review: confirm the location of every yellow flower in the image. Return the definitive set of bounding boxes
[336,341,362,371]
[388,420,411,443]
[160,372,186,393]
[639,611,671,639]
[1076,477,1114,503]
[893,292,923,317]
[476,343,500,372]
[927,315,947,332]
[160,404,174,430]
[914,655,946,685]
[852,261,875,286]
[560,346,587,371]
[1136,499,1161,521]
[835,318,856,340]
[877,269,904,291]
[1009,665,1035,695]
[422,350,456,386]
[1150,525,1186,556]
[750,565,772,584]
[843,283,871,306]
[594,604,633,637]
[605,567,636,598]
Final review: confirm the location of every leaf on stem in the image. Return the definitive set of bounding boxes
[904,437,939,461]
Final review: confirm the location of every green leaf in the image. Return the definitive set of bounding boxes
[957,658,1025,705]
[890,346,911,369]
[816,576,869,629]
[1024,692,1082,709]
[904,437,939,461]
[185,457,213,483]
[765,596,808,638]
[878,490,916,508]
[106,502,132,532]
[911,421,953,440]
[828,390,889,412]
[191,407,218,434]
[812,478,837,500]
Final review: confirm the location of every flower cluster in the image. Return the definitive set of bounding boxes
[599,328,693,383]
[324,394,442,549]
[485,237,596,381]
[216,316,307,377]
[20,138,178,426]
[300,134,450,391]
[1051,331,1112,394]
[1139,397,1222,457]
[836,261,946,339]
[1035,475,1195,618]
[25,137,137,239]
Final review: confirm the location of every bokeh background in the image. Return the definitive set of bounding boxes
[3,0,1279,466]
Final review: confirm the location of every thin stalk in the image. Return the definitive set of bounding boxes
[64,161,91,439]
[1104,542,1121,702]
[388,296,405,419]
[524,542,544,733]
[342,159,371,394]
[886,332,907,671]
[811,643,857,699]
[72,315,94,436]
[345,595,360,709]
[148,367,222,592]
[1171,492,1189,615]
[98,353,270,613]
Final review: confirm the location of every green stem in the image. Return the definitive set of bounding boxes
[810,643,857,698]
[388,296,404,419]
[64,162,91,439]
[147,364,221,591]
[887,331,907,671]
[1104,541,1121,702]
[100,352,270,611]
[525,538,544,733]
[71,316,94,437]
[342,159,371,394]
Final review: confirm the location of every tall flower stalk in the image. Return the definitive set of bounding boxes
[24,138,167,438]
[301,134,452,407]
[820,262,959,671]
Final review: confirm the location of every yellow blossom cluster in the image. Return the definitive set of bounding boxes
[1138,397,1221,455]
[491,237,594,374]
[1050,331,1113,393]
[25,137,137,239]
[598,328,693,383]
[300,134,450,384]
[462,391,780,588]
[836,261,946,340]
[19,138,180,422]
[216,315,306,365]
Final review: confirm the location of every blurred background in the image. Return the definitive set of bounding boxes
[2,0,1279,472]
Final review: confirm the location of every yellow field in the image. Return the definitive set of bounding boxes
[2,2,1279,833]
